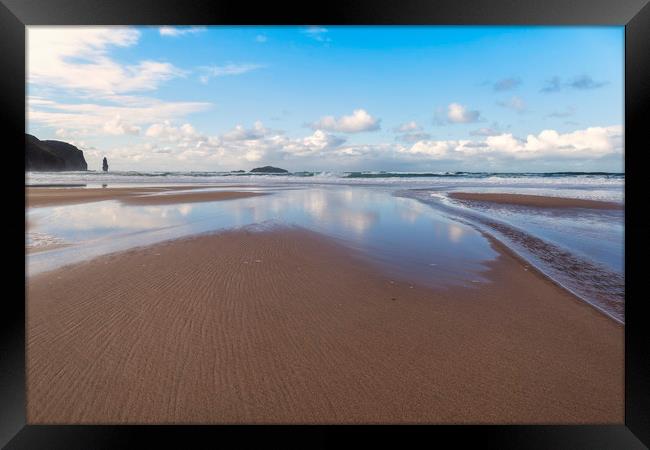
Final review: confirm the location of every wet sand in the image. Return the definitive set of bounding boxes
[27,227,623,424]
[448,192,622,210]
[120,190,266,206]
[27,243,70,254]
[26,186,263,208]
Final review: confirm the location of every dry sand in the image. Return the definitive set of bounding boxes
[26,186,263,208]
[26,227,623,424]
[448,192,622,210]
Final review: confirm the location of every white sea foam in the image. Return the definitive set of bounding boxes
[26,231,67,249]
[26,170,624,195]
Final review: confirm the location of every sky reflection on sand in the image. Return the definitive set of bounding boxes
[26,186,498,287]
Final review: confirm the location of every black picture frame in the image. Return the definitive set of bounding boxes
[2,0,649,448]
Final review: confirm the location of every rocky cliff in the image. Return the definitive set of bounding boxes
[26,134,88,171]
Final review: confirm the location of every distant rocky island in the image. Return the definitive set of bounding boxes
[26,134,88,171]
[250,166,289,174]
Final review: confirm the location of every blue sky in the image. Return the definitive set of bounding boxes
[27,26,624,172]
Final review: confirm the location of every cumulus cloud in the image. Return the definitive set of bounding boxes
[93,121,621,172]
[284,130,347,156]
[394,121,422,132]
[493,77,521,91]
[311,109,381,133]
[28,27,185,94]
[303,130,346,150]
[393,121,429,142]
[222,121,273,141]
[446,103,481,124]
[103,115,141,135]
[509,126,621,158]
[400,125,622,161]
[402,140,461,158]
[145,121,198,141]
[101,120,352,169]
[159,26,206,37]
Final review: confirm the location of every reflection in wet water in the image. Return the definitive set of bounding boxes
[465,203,623,273]
[26,186,498,288]
[402,189,625,322]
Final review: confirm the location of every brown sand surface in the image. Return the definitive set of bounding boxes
[448,192,622,210]
[120,190,266,206]
[27,228,623,424]
[26,186,262,208]
[27,243,70,254]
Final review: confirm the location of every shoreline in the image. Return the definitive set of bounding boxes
[26,186,265,208]
[448,192,623,210]
[27,226,623,424]
[478,226,622,324]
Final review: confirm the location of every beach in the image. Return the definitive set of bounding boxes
[26,185,263,208]
[25,179,625,424]
[22,22,627,430]
[447,192,623,210]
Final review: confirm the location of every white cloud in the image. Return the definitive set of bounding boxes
[28,27,185,94]
[446,103,481,124]
[311,109,381,133]
[205,64,264,76]
[514,125,622,158]
[404,140,460,158]
[97,119,352,169]
[394,121,422,132]
[199,64,264,84]
[394,121,429,142]
[28,96,56,106]
[91,123,622,172]
[145,121,199,141]
[284,130,347,156]
[395,132,432,143]
[303,26,331,42]
[304,130,346,150]
[103,115,141,135]
[159,26,206,37]
[29,96,211,136]
[222,121,271,141]
[400,125,622,161]
[54,128,88,139]
[255,34,268,43]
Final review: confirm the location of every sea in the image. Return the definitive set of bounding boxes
[26,171,625,322]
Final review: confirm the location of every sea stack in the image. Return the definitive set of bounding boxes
[102,157,109,172]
